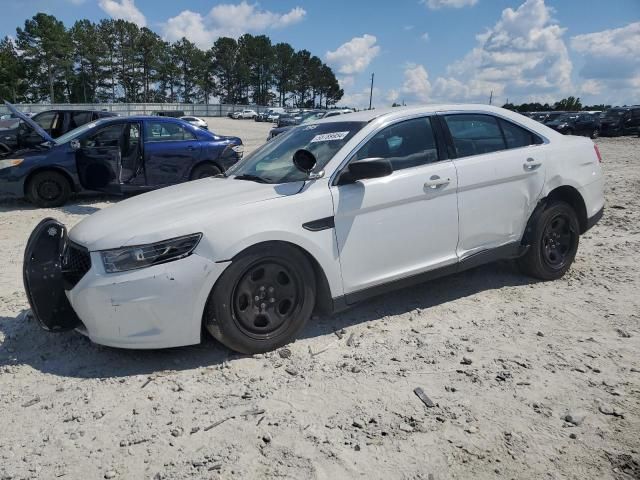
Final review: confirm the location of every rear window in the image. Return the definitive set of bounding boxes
[499,119,543,148]
[444,114,506,158]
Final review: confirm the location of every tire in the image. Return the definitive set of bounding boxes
[190,163,221,180]
[590,128,599,139]
[565,128,574,136]
[204,243,316,354]
[518,201,580,280]
[26,170,71,208]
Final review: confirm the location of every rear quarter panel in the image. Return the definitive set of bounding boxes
[542,135,604,216]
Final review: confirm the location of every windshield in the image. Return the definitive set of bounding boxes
[228,121,366,184]
[54,120,106,145]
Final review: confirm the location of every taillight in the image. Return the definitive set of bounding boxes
[594,144,602,163]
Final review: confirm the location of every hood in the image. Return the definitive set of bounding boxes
[4,101,54,143]
[69,177,303,251]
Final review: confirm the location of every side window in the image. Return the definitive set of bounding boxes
[81,123,125,148]
[499,119,543,149]
[145,122,196,142]
[355,117,439,170]
[444,114,505,158]
[122,123,141,155]
[34,112,56,131]
[70,111,92,129]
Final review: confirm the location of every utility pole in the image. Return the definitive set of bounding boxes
[369,73,375,110]
[489,90,493,105]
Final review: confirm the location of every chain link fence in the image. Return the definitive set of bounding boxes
[0,103,273,117]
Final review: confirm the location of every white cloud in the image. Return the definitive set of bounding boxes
[420,32,430,42]
[404,25,415,31]
[421,0,478,10]
[325,34,380,75]
[98,0,146,27]
[416,0,573,104]
[571,22,640,104]
[402,63,432,102]
[162,2,306,48]
[387,89,400,103]
[67,0,85,5]
[337,87,380,109]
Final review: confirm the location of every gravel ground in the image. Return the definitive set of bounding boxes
[0,127,639,480]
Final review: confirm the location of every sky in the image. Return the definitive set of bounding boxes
[1,0,639,108]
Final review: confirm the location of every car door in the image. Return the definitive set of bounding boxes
[331,115,459,297]
[442,113,546,259]
[75,122,127,193]
[143,120,202,186]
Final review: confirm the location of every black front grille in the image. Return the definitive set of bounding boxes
[62,242,91,289]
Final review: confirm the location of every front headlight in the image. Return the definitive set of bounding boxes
[100,233,202,273]
[0,159,24,170]
[231,144,244,154]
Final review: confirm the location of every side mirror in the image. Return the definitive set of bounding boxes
[70,139,81,150]
[293,149,317,173]
[337,157,393,185]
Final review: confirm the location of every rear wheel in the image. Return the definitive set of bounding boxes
[190,163,221,180]
[518,201,580,280]
[204,244,316,354]
[26,170,71,208]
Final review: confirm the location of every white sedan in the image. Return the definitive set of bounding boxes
[233,109,257,120]
[23,105,604,353]
[180,116,208,129]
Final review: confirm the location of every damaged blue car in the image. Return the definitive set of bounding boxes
[0,102,243,207]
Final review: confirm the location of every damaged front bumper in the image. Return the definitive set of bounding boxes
[23,218,230,349]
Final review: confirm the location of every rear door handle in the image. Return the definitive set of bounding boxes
[524,157,542,170]
[424,175,450,189]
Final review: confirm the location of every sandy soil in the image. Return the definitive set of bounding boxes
[1,124,639,480]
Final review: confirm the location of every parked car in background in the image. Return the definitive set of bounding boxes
[0,105,117,154]
[267,110,352,140]
[0,104,243,207]
[255,108,286,122]
[599,107,640,136]
[545,112,600,138]
[151,110,185,118]
[233,109,257,119]
[180,116,208,130]
[22,105,603,353]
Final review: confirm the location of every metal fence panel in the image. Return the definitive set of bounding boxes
[0,103,271,117]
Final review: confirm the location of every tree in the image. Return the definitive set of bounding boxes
[211,37,240,103]
[272,42,295,106]
[553,96,582,111]
[0,37,26,102]
[16,13,73,102]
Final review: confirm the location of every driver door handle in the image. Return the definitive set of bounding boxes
[524,157,542,170]
[424,175,450,189]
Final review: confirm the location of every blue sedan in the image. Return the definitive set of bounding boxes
[0,104,243,207]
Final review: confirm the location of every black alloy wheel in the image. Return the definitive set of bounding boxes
[204,243,316,354]
[540,213,577,271]
[517,200,580,280]
[232,261,303,339]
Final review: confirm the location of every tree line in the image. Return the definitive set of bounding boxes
[502,96,611,113]
[0,13,344,108]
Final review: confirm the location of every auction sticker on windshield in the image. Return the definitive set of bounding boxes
[310,131,350,143]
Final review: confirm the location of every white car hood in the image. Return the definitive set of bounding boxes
[70,177,302,251]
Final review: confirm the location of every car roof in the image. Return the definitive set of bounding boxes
[313,104,530,123]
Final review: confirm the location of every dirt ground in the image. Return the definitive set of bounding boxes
[1,121,639,480]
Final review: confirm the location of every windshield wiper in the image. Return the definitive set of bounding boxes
[234,174,270,184]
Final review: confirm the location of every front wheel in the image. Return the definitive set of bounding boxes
[26,170,71,208]
[190,163,221,180]
[518,201,580,280]
[590,128,599,139]
[204,244,316,354]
